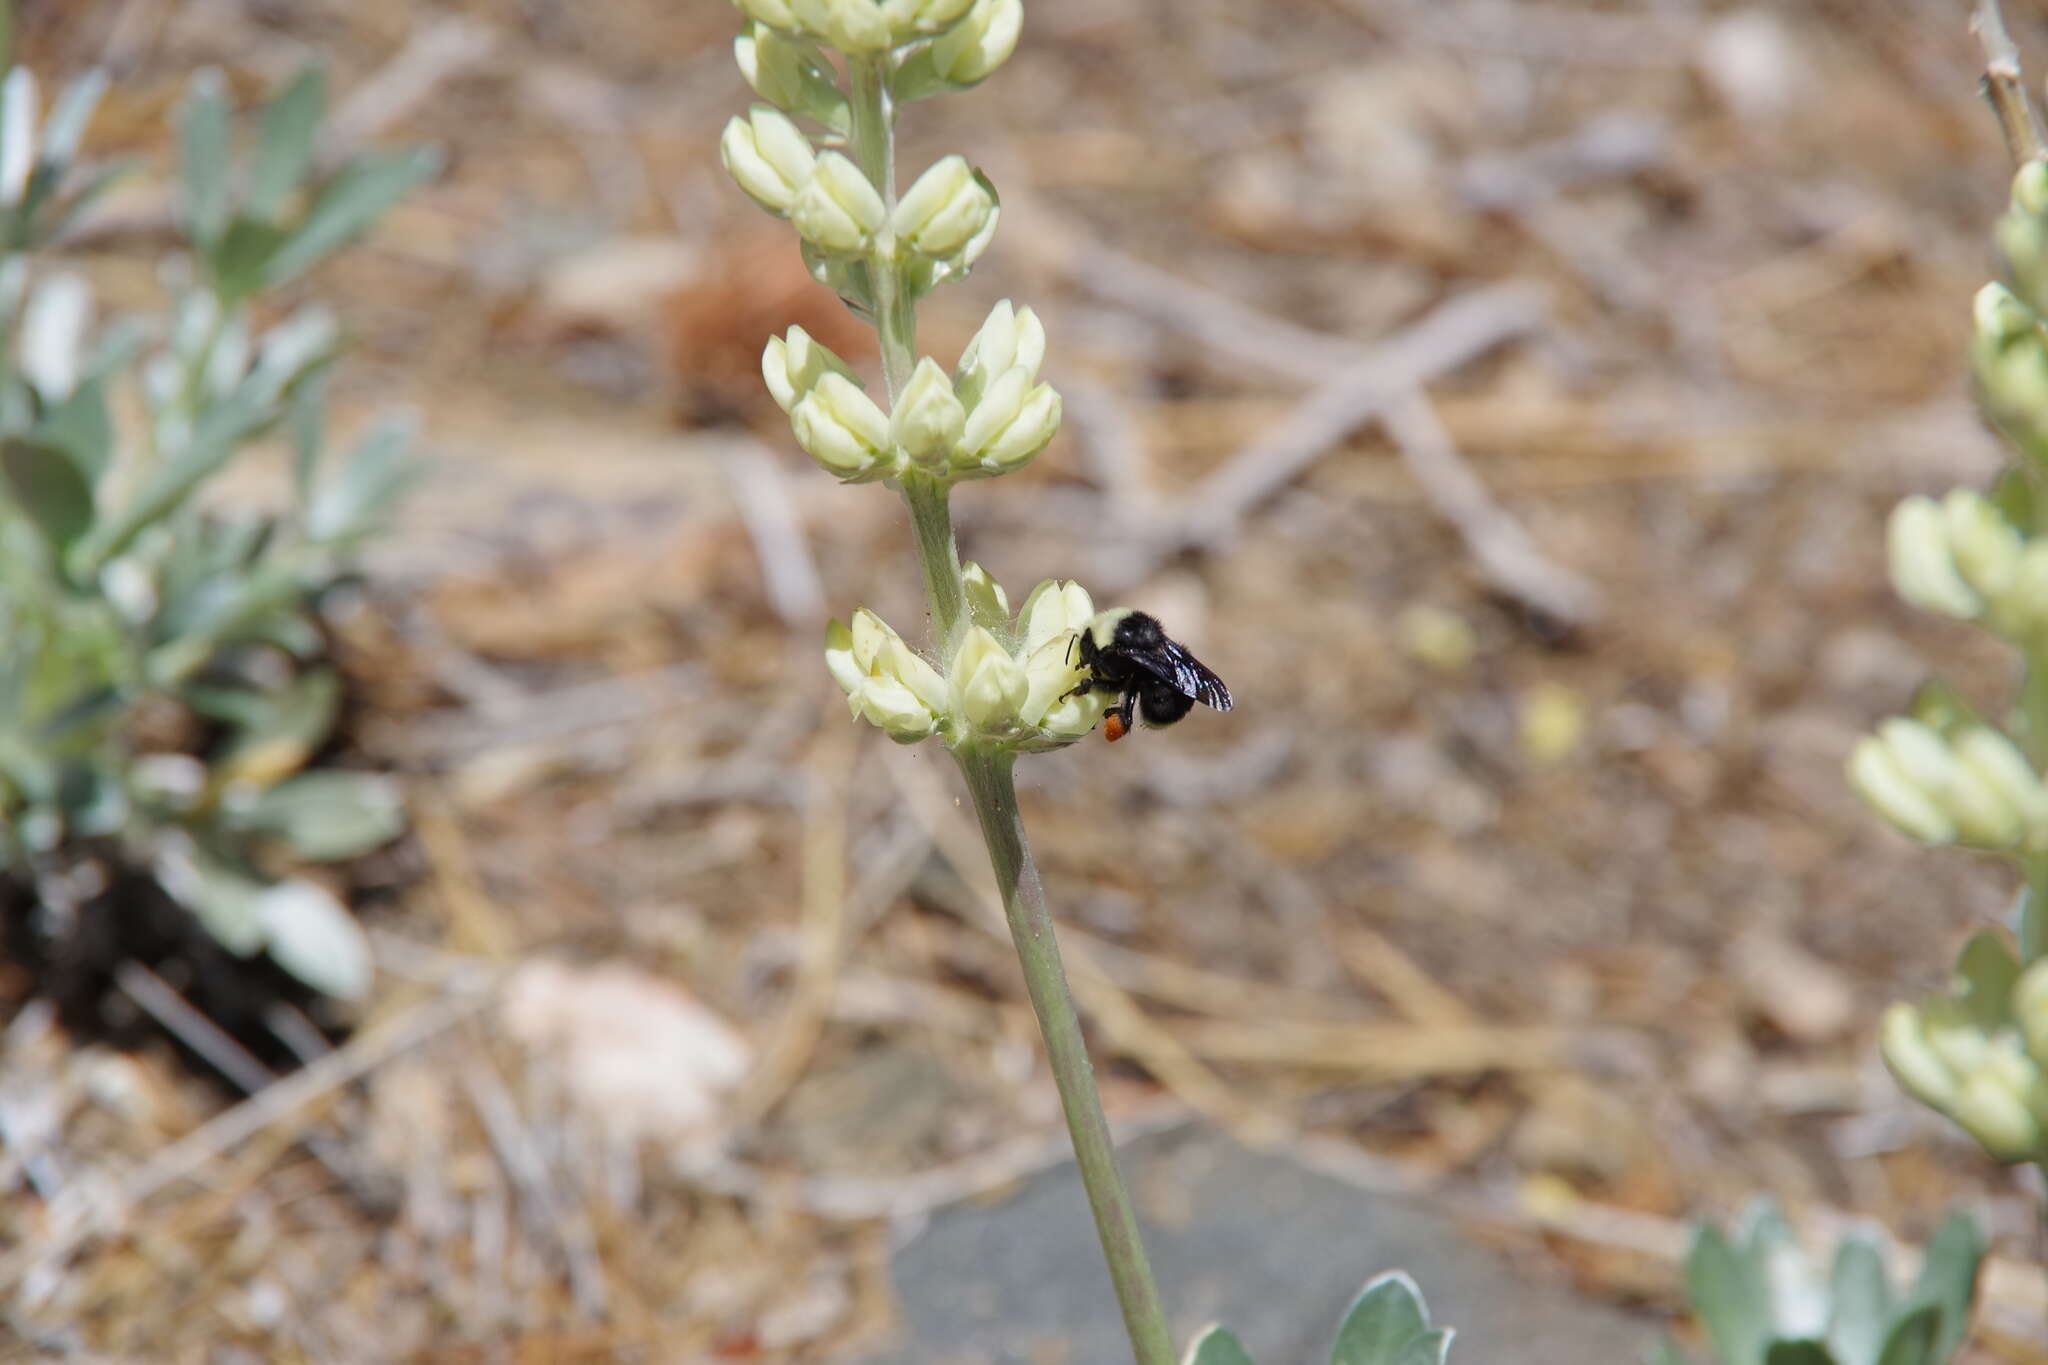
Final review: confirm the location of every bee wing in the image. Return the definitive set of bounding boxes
[1125,643,1233,711]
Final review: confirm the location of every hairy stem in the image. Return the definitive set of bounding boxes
[957,749,1177,1365]
[1976,0,2047,165]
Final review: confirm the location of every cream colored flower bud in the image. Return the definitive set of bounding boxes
[1943,488,2024,600]
[892,156,996,258]
[955,365,1061,474]
[881,0,975,41]
[762,325,859,413]
[1955,727,2048,847]
[1848,730,1957,846]
[1016,578,1094,653]
[735,0,804,31]
[790,371,892,478]
[930,0,1022,85]
[2003,162,2048,313]
[720,106,817,214]
[952,625,1027,730]
[955,300,1045,409]
[790,0,892,51]
[2020,959,2048,1071]
[735,25,849,130]
[1887,496,1981,620]
[1953,1038,2048,1161]
[961,561,1010,632]
[1974,282,2048,454]
[892,356,967,467]
[1882,1003,1960,1113]
[792,151,886,254]
[824,611,948,742]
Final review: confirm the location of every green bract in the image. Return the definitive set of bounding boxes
[0,60,430,1001]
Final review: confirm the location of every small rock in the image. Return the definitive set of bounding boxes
[1726,927,1856,1044]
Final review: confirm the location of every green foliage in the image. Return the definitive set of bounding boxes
[0,59,430,1000]
[1182,1272,1455,1365]
[1661,1202,1982,1365]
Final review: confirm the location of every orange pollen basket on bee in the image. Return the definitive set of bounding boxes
[1103,712,1129,742]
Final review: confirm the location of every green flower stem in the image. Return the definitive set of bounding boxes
[848,55,915,400]
[957,748,1177,1365]
[840,52,1174,1365]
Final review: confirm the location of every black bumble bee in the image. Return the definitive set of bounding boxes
[1065,609,1232,742]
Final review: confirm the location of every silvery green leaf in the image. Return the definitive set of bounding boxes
[1872,1305,1938,1365]
[72,383,269,572]
[35,375,112,483]
[208,217,288,306]
[1181,1324,1256,1365]
[1825,1237,1893,1365]
[1651,1339,1696,1365]
[1688,1224,1771,1365]
[35,159,130,245]
[261,144,439,289]
[306,415,413,544]
[257,877,369,1000]
[1904,1212,1982,1363]
[208,666,340,776]
[247,63,325,222]
[176,69,232,251]
[17,269,90,401]
[1330,1272,1433,1365]
[155,832,264,956]
[230,770,403,860]
[1386,1329,1452,1365]
[288,366,330,500]
[40,69,106,168]
[0,438,93,556]
[247,305,338,406]
[0,68,38,212]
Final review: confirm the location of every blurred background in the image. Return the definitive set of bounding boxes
[4,0,2045,1359]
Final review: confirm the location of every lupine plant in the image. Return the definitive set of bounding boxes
[1847,14,2048,1191]
[721,3,1458,1362]
[0,54,432,1003]
[1656,1203,1981,1365]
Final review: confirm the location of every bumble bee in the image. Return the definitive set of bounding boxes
[1066,609,1232,742]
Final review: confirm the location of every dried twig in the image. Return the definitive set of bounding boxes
[716,436,828,625]
[1381,390,1602,626]
[461,1055,610,1320]
[114,961,276,1097]
[0,979,493,1291]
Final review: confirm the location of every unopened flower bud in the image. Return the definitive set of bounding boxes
[2002,161,2048,314]
[735,24,849,131]
[955,300,1044,409]
[720,105,817,214]
[762,325,858,413]
[1952,1037,2048,1161]
[952,625,1027,730]
[1944,488,2024,600]
[961,561,1010,633]
[824,610,949,742]
[955,364,1061,475]
[881,0,976,42]
[1974,282,2048,458]
[790,371,892,479]
[1954,727,2048,847]
[892,356,967,467]
[2018,959,2048,1069]
[1849,725,1958,846]
[929,0,1022,85]
[790,0,892,52]
[892,156,996,258]
[1016,577,1095,653]
[1888,496,1981,620]
[792,151,885,254]
[734,0,804,31]
[1882,1003,1960,1113]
